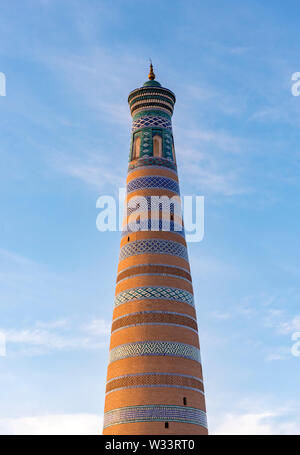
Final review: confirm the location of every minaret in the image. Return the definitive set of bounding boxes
[103,65,208,435]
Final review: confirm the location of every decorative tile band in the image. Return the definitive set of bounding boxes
[128,157,177,172]
[111,311,198,333]
[119,239,188,262]
[132,115,172,132]
[107,371,203,384]
[105,373,204,394]
[133,109,171,121]
[132,105,172,116]
[109,341,201,363]
[116,265,191,283]
[128,87,176,105]
[122,220,185,238]
[127,176,180,194]
[129,92,175,107]
[131,101,174,116]
[103,405,207,429]
[130,95,174,110]
[114,287,194,307]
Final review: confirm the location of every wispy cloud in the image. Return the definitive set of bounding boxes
[210,311,232,321]
[267,314,300,336]
[2,317,110,356]
[84,318,111,336]
[213,409,298,435]
[0,413,102,435]
[36,47,138,127]
[174,125,249,196]
[50,149,124,191]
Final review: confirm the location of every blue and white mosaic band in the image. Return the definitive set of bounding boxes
[103,405,208,429]
[119,239,188,262]
[114,286,194,307]
[127,176,180,195]
[132,116,172,132]
[109,341,201,363]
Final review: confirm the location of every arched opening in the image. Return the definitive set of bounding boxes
[133,136,141,160]
[153,135,162,157]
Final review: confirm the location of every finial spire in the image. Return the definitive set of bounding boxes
[148,59,155,80]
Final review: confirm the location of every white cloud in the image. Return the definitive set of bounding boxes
[0,414,102,435]
[266,347,291,361]
[212,410,299,435]
[84,318,111,336]
[50,148,124,191]
[263,305,300,336]
[279,316,300,335]
[183,127,242,154]
[210,311,231,320]
[1,317,110,356]
[36,47,139,127]
[174,126,248,196]
[0,249,111,356]
[36,319,68,329]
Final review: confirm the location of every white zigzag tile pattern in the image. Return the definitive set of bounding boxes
[114,286,194,307]
[103,405,207,429]
[109,341,201,363]
[119,239,188,261]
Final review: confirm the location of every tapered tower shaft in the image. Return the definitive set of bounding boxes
[103,67,208,435]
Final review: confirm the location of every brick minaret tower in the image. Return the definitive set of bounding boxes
[103,65,208,435]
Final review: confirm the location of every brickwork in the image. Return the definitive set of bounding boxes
[103,72,208,435]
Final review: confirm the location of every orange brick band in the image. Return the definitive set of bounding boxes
[111,311,198,333]
[116,264,192,283]
[106,373,204,394]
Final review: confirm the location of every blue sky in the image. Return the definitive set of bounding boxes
[0,0,300,434]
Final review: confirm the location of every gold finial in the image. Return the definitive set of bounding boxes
[148,59,155,80]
